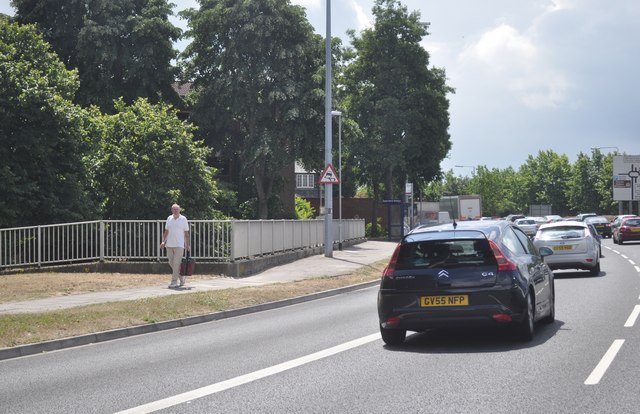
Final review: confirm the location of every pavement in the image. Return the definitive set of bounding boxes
[0,240,397,360]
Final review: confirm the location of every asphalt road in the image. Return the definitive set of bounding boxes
[1,239,640,413]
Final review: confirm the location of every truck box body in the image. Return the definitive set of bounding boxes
[439,195,482,221]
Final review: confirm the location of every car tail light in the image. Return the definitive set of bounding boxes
[492,314,513,322]
[620,226,629,233]
[382,244,401,278]
[489,240,518,271]
[383,317,401,327]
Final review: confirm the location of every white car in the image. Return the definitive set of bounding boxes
[533,222,601,275]
[515,218,538,237]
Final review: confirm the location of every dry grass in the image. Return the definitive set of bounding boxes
[0,272,221,304]
[0,260,386,348]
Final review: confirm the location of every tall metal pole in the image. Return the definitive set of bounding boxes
[324,0,333,257]
[331,110,343,250]
[338,113,342,250]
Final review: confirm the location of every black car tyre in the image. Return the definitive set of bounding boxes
[590,260,601,276]
[380,325,406,346]
[516,293,534,341]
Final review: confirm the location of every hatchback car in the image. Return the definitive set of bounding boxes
[610,215,638,235]
[613,217,640,244]
[377,220,555,346]
[515,218,538,237]
[584,215,612,238]
[533,222,601,275]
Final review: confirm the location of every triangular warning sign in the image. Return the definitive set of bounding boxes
[319,163,340,184]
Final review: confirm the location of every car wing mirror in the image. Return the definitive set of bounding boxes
[538,246,553,258]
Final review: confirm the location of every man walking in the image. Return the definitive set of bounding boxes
[160,204,191,288]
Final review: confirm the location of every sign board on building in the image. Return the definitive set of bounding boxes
[613,155,640,201]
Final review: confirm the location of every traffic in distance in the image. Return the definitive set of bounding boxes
[382,212,639,346]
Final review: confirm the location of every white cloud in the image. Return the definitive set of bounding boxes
[460,24,535,71]
[457,23,575,109]
[350,0,372,31]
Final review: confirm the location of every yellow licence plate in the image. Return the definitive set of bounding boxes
[631,228,640,233]
[421,295,469,307]
[553,245,573,251]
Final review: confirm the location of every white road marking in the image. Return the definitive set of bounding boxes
[115,333,381,413]
[635,266,640,273]
[629,260,636,265]
[612,249,620,254]
[624,305,640,327]
[621,254,628,259]
[584,339,625,385]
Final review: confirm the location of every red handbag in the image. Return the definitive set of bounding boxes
[179,252,195,276]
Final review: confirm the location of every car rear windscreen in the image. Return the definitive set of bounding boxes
[538,226,586,239]
[395,239,496,270]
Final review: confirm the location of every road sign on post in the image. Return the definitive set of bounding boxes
[319,163,340,184]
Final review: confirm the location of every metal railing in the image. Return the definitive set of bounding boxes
[0,219,365,270]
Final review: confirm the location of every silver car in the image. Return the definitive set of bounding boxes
[533,222,601,275]
[516,218,538,237]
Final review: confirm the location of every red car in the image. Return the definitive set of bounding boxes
[613,217,640,244]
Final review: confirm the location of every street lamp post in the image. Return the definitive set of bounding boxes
[324,0,333,257]
[331,110,342,250]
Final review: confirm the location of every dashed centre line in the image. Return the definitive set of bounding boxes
[624,305,640,327]
[585,340,625,385]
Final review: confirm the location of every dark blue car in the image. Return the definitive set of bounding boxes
[377,220,555,345]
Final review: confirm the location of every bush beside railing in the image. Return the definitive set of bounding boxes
[0,219,365,270]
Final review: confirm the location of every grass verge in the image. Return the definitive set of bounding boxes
[0,260,386,348]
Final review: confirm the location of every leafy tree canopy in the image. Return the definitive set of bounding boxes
[181,0,325,218]
[12,0,181,111]
[89,98,222,219]
[0,19,96,227]
[345,0,453,202]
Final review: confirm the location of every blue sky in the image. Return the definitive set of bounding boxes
[3,0,638,175]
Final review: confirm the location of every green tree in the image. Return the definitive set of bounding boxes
[294,196,315,219]
[90,98,221,219]
[518,150,571,216]
[345,0,452,226]
[467,166,521,217]
[592,149,617,214]
[0,20,96,227]
[181,0,325,219]
[12,0,181,111]
[566,151,601,214]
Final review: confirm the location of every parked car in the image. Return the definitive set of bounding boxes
[544,215,564,223]
[613,217,640,244]
[377,220,555,345]
[584,215,612,238]
[533,222,601,275]
[515,218,538,237]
